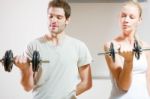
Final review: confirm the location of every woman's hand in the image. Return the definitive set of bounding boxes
[118,43,134,63]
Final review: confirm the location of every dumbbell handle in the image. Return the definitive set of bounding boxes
[97,51,118,55]
[98,48,150,55]
[0,58,13,62]
[0,58,49,63]
[40,60,49,63]
[97,48,143,55]
[97,52,110,55]
[133,48,150,52]
[141,48,150,51]
[29,60,49,63]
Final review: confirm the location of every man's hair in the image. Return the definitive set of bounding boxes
[48,0,71,19]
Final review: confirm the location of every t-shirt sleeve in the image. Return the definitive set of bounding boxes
[23,40,43,86]
[77,42,92,68]
[23,41,34,60]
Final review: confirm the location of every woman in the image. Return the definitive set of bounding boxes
[104,1,150,99]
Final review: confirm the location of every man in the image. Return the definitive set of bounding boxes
[14,0,92,99]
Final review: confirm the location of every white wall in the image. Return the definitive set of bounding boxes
[0,0,150,99]
[0,0,50,99]
[68,2,150,77]
[78,79,111,99]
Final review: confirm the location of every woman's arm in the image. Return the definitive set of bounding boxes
[146,55,150,95]
[143,43,150,95]
[104,42,134,91]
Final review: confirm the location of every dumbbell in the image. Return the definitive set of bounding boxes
[0,50,13,72]
[133,40,150,60]
[97,42,116,62]
[0,50,49,72]
[98,40,150,62]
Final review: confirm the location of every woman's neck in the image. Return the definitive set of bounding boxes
[116,33,135,45]
[122,31,136,43]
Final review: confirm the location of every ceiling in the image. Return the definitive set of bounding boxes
[68,0,147,3]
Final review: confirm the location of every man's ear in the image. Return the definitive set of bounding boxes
[66,17,70,25]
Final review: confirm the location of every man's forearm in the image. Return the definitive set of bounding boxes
[76,81,92,96]
[20,68,34,92]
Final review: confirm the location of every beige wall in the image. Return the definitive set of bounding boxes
[78,79,111,99]
[0,0,150,99]
[68,2,150,78]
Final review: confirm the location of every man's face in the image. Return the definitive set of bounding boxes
[47,7,69,34]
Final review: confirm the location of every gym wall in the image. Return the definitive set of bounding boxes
[0,0,149,99]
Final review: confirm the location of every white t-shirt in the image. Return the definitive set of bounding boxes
[25,34,92,99]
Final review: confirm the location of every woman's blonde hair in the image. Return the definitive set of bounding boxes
[123,0,142,18]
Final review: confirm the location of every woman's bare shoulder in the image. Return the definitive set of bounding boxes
[104,37,121,51]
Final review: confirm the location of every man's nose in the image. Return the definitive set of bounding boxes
[51,17,57,22]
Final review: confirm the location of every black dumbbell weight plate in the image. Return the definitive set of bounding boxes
[32,51,40,72]
[133,40,141,60]
[109,42,115,62]
[3,50,13,72]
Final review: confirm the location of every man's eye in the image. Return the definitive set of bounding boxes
[57,16,63,19]
[49,15,53,19]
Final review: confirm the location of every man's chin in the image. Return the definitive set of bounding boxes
[51,31,61,35]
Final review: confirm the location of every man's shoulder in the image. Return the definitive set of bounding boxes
[27,35,45,47]
[66,35,85,45]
